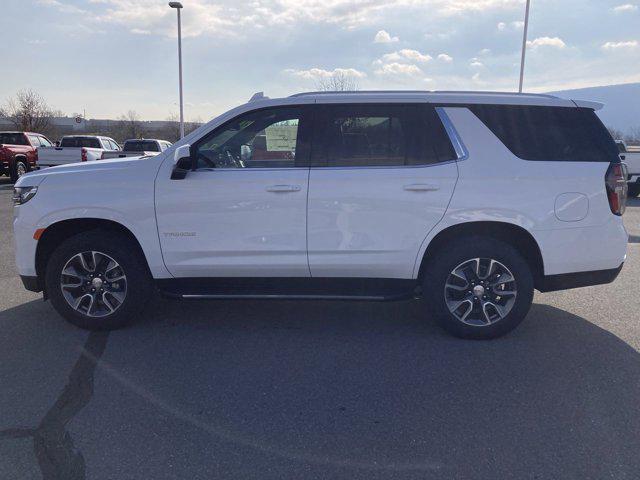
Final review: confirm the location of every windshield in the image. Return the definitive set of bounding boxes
[123,140,160,152]
[0,133,27,145]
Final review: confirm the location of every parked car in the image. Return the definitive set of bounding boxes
[616,140,640,197]
[100,139,172,159]
[12,91,628,339]
[0,131,53,182]
[37,135,120,168]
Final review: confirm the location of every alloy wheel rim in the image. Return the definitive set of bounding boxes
[17,163,26,177]
[444,258,517,327]
[60,251,127,318]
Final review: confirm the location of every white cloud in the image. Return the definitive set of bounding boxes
[377,49,432,63]
[469,58,484,68]
[37,0,86,14]
[478,48,491,56]
[38,0,527,38]
[498,20,524,31]
[284,67,366,80]
[130,28,151,35]
[374,30,399,43]
[612,4,638,13]
[527,36,567,49]
[437,53,453,63]
[374,62,423,76]
[601,40,639,50]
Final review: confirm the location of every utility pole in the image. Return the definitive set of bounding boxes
[518,0,531,93]
[169,2,185,138]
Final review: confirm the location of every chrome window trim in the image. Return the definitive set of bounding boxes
[436,107,469,161]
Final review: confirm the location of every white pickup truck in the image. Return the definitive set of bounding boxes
[616,140,640,197]
[100,139,172,160]
[37,135,121,168]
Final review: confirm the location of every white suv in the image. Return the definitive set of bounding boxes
[12,91,629,339]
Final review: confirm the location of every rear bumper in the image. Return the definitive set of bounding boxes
[537,263,624,293]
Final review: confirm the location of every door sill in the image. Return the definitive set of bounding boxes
[156,277,419,302]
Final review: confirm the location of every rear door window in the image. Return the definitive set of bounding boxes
[312,104,456,167]
[470,105,619,162]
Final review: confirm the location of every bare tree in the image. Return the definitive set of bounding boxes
[607,126,625,141]
[625,127,640,146]
[117,110,144,140]
[316,72,359,92]
[165,113,182,141]
[1,89,54,133]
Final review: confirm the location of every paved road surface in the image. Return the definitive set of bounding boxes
[1,176,639,479]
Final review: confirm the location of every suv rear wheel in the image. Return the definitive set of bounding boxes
[423,236,534,339]
[45,230,153,331]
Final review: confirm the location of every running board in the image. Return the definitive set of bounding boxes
[156,277,419,302]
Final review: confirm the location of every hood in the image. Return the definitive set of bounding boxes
[15,156,152,187]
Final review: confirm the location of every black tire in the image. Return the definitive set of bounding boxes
[422,236,534,340]
[628,184,640,198]
[10,159,29,183]
[45,230,153,331]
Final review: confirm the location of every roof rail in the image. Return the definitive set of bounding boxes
[289,90,559,99]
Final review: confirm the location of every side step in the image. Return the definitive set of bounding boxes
[156,277,420,302]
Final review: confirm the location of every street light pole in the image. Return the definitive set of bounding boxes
[518,0,531,93]
[169,2,184,138]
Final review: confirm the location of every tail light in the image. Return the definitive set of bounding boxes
[605,162,628,216]
[81,148,87,162]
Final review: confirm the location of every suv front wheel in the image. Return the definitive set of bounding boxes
[45,230,153,331]
[423,236,534,339]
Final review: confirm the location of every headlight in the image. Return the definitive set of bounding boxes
[12,186,38,206]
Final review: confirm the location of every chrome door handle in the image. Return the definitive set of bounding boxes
[403,183,440,192]
[266,184,301,193]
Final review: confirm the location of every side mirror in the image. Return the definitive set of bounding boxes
[171,144,192,180]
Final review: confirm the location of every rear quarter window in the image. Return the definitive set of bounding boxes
[469,105,619,163]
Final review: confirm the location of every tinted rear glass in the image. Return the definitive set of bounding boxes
[0,133,28,145]
[60,137,102,148]
[123,140,160,152]
[470,105,619,162]
[312,104,456,167]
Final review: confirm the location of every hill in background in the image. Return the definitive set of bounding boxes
[549,82,640,135]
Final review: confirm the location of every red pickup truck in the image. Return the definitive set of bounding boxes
[0,131,54,182]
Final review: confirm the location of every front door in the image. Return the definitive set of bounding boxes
[307,103,460,279]
[155,105,312,278]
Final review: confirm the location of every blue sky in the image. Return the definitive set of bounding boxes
[1,0,639,120]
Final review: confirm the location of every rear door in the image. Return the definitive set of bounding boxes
[307,103,459,279]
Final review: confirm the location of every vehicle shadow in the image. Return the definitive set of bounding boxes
[1,298,640,479]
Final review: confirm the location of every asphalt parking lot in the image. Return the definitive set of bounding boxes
[1,176,639,480]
